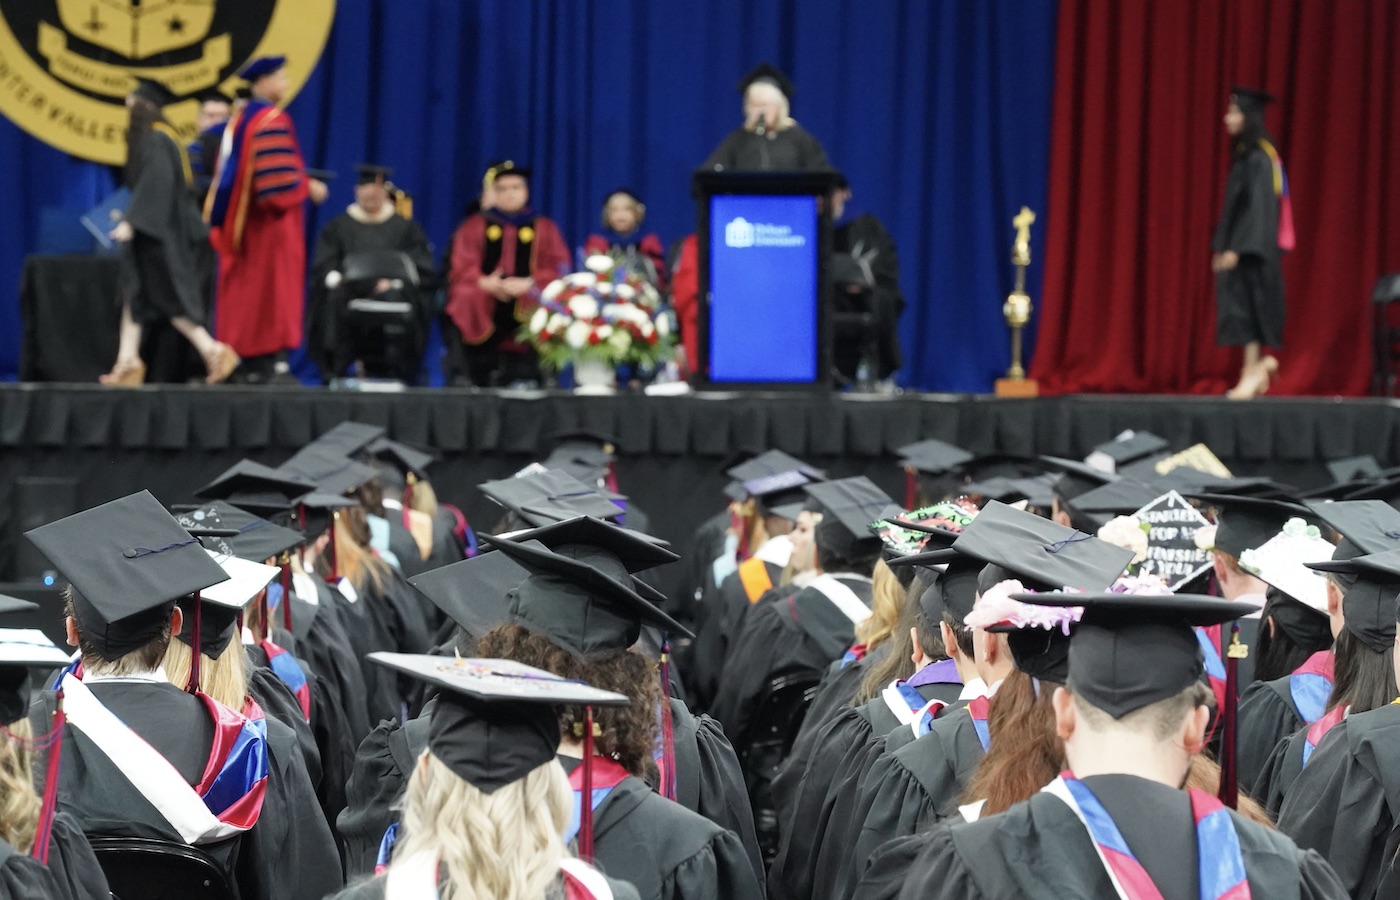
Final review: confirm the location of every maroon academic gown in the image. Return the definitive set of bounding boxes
[445,210,569,345]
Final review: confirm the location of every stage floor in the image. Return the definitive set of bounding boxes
[1,382,1395,586]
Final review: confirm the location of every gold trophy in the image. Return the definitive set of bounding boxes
[995,206,1040,397]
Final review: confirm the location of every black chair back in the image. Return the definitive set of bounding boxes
[343,249,418,285]
[89,836,236,900]
[738,671,821,865]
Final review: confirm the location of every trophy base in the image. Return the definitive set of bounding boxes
[994,377,1040,398]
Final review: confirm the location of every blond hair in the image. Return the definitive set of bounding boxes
[407,478,440,521]
[391,754,572,900]
[163,631,249,711]
[855,557,902,647]
[0,718,40,853]
[333,507,391,594]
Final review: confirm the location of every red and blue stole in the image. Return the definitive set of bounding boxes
[1195,626,1229,725]
[205,98,281,253]
[260,638,312,720]
[884,658,962,725]
[1288,651,1334,725]
[1258,139,1295,251]
[564,756,631,845]
[59,673,268,844]
[1302,704,1347,767]
[839,643,869,669]
[1046,772,1251,900]
[380,848,615,900]
[374,822,399,875]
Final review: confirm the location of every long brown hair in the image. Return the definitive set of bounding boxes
[961,670,1063,816]
[124,95,165,186]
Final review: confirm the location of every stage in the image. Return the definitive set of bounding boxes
[2,382,1395,595]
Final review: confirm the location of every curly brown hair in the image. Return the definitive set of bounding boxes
[476,624,662,781]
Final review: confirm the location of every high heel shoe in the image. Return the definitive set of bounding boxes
[99,358,146,386]
[204,342,241,384]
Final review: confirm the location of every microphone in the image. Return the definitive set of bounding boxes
[754,118,767,136]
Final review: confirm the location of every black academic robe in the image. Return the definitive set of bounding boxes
[245,659,321,789]
[667,699,764,883]
[31,682,343,900]
[306,210,438,380]
[1276,703,1400,897]
[701,124,832,172]
[425,506,467,571]
[0,814,109,900]
[709,573,875,753]
[677,511,732,637]
[787,648,888,764]
[1255,716,1322,818]
[687,561,790,713]
[856,775,1346,900]
[286,575,374,743]
[384,516,429,579]
[329,569,436,726]
[836,706,988,899]
[1213,144,1286,348]
[1237,673,1309,799]
[328,867,643,900]
[768,676,963,900]
[831,212,904,381]
[123,128,209,326]
[558,758,764,900]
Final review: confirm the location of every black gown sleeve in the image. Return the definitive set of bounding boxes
[700,129,746,171]
[38,813,111,900]
[663,828,766,900]
[707,604,785,750]
[1214,150,1279,260]
[858,827,982,900]
[681,703,764,882]
[337,719,411,879]
[1236,680,1301,800]
[247,664,322,790]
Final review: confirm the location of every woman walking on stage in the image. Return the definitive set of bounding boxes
[1212,85,1294,400]
[100,79,239,386]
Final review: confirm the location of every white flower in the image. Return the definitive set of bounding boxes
[655,314,671,337]
[595,282,613,296]
[528,307,549,334]
[585,254,615,274]
[640,319,655,338]
[568,296,600,320]
[601,304,625,322]
[1193,524,1218,552]
[595,325,613,340]
[614,283,636,301]
[548,313,569,332]
[541,279,566,302]
[565,321,591,349]
[609,330,632,352]
[564,272,596,290]
[1097,515,1149,565]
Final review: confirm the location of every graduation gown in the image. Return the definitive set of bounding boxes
[328,865,643,900]
[701,124,832,172]
[831,211,904,380]
[286,574,374,742]
[709,573,875,753]
[0,814,110,900]
[124,126,209,326]
[677,511,732,638]
[687,556,788,712]
[1213,144,1286,348]
[856,775,1346,900]
[1276,703,1400,897]
[1237,658,1327,799]
[444,208,570,346]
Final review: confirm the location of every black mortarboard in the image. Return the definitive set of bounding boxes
[1230,86,1276,113]
[176,550,280,658]
[369,653,628,792]
[364,437,435,482]
[1009,475,1057,512]
[409,550,531,642]
[0,625,70,725]
[305,168,337,181]
[480,470,625,526]
[195,88,232,106]
[950,500,1133,593]
[958,453,1046,483]
[195,460,316,517]
[1327,456,1383,485]
[1069,479,1162,518]
[896,439,973,475]
[1017,591,1253,718]
[957,476,1029,504]
[132,78,176,107]
[490,516,677,573]
[739,62,796,99]
[306,422,387,457]
[744,470,819,521]
[890,548,984,625]
[1198,477,1299,501]
[1306,549,1400,652]
[355,164,394,185]
[547,428,619,453]
[174,501,305,563]
[238,55,287,82]
[1041,457,1118,504]
[484,159,530,185]
[278,448,379,496]
[1261,586,1332,652]
[1086,432,1170,470]
[1303,500,1400,559]
[1189,493,1311,557]
[542,445,611,487]
[1342,474,1400,513]
[804,477,903,559]
[25,491,230,661]
[726,450,824,484]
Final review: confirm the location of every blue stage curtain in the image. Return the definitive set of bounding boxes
[0,0,1057,392]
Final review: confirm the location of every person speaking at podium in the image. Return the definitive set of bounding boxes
[702,63,832,172]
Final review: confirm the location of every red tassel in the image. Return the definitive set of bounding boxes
[279,562,293,633]
[327,514,340,583]
[904,466,918,510]
[1218,622,1241,808]
[32,691,65,864]
[659,640,677,801]
[580,707,596,863]
[605,460,620,496]
[185,594,202,693]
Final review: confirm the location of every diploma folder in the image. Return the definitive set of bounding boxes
[80,188,132,251]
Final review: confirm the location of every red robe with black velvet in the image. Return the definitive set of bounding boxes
[209,103,309,358]
[445,210,569,345]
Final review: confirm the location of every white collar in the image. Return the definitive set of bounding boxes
[959,677,987,700]
[84,666,170,686]
[346,202,396,225]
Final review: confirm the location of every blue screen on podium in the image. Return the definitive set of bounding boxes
[708,194,819,383]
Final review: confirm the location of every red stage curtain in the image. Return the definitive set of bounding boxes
[1031,0,1400,396]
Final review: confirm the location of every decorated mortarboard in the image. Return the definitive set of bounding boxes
[739,62,796,99]
[490,516,677,573]
[0,626,70,725]
[409,550,531,641]
[1084,431,1171,474]
[25,491,230,661]
[950,500,1134,593]
[1041,456,1118,504]
[1188,493,1311,557]
[174,501,305,563]
[896,439,973,475]
[891,548,985,625]
[744,470,819,521]
[174,550,280,659]
[726,450,824,485]
[278,447,379,496]
[368,653,628,793]
[1016,590,1254,718]
[1123,491,1214,591]
[306,421,387,457]
[1305,549,1400,653]
[479,469,626,526]
[132,78,176,108]
[195,460,317,516]
[965,583,1080,683]
[238,55,287,82]
[482,537,693,656]
[1230,85,1277,111]
[803,476,904,558]
[871,499,979,557]
[364,437,436,482]
[354,164,394,185]
[1238,518,1335,614]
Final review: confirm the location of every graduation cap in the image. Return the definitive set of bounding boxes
[1327,456,1383,485]
[278,447,379,496]
[964,589,1079,683]
[957,476,1029,504]
[25,491,230,662]
[1306,549,1400,652]
[175,550,280,660]
[1188,493,1311,557]
[174,501,304,563]
[195,88,232,106]
[1084,431,1171,474]
[542,446,612,488]
[1071,479,1162,518]
[306,422,387,457]
[896,439,973,475]
[0,624,71,725]
[479,469,625,527]
[355,164,394,185]
[1230,85,1277,113]
[132,78,176,108]
[483,159,530,186]
[1303,499,1400,561]
[957,453,1045,483]
[1237,519,1334,614]
[305,168,337,182]
[744,470,819,521]
[1041,456,1118,504]
[726,450,823,485]
[548,427,619,453]
[238,55,287,82]
[1016,591,1253,718]
[1341,473,1400,513]
[803,477,903,559]
[195,460,317,517]
[490,516,677,572]
[739,62,796,99]
[369,652,628,793]
[364,437,435,483]
[1197,477,1299,501]
[409,550,531,642]
[950,500,1134,593]
[1008,475,1057,512]
[890,548,985,626]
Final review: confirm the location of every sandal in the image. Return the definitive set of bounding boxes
[204,342,241,384]
[99,358,146,386]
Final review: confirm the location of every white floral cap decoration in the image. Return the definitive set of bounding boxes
[1238,517,1335,612]
[964,579,1083,634]
[1193,523,1218,552]
[1097,515,1150,565]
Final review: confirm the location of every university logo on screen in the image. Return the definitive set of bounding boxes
[0,0,334,165]
[724,217,808,249]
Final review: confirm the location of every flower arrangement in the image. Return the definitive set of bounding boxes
[1096,515,1151,565]
[521,254,674,373]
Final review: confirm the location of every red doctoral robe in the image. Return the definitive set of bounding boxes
[445,211,570,345]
